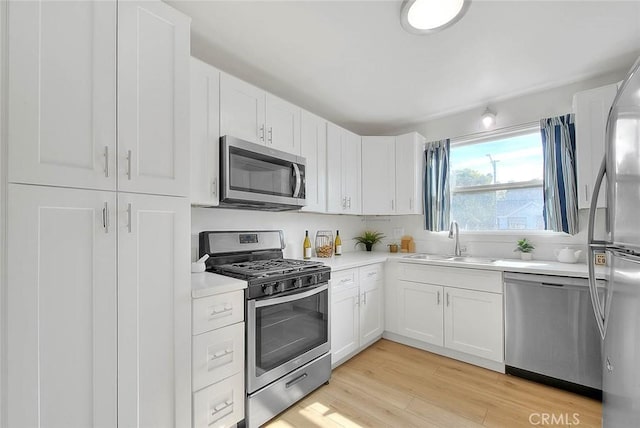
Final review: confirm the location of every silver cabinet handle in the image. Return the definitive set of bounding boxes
[212,177,217,197]
[210,399,233,420]
[127,203,133,233]
[103,146,109,178]
[260,125,265,142]
[437,291,440,305]
[126,149,132,180]
[102,202,109,233]
[268,126,273,144]
[446,292,450,307]
[585,184,589,203]
[363,292,367,305]
[210,304,233,318]
[209,348,233,361]
[409,198,413,210]
[391,199,394,210]
[342,197,346,209]
[347,197,352,209]
[355,294,360,307]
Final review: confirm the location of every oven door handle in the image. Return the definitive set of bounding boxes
[255,284,328,308]
[292,163,302,198]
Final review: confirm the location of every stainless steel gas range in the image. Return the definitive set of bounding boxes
[199,230,331,428]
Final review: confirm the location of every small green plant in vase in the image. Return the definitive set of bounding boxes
[515,238,535,260]
[354,230,385,252]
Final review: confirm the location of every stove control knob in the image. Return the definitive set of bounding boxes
[263,284,274,296]
[294,278,303,288]
[276,281,286,292]
[310,274,319,285]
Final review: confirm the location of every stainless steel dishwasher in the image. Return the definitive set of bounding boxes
[505,272,603,398]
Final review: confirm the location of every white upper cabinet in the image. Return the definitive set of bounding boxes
[220,74,301,155]
[190,58,221,207]
[300,110,327,213]
[117,192,191,428]
[573,83,618,209]
[266,93,301,154]
[7,0,117,190]
[7,184,117,427]
[362,136,396,215]
[118,1,191,197]
[220,73,266,145]
[327,123,361,214]
[395,132,425,214]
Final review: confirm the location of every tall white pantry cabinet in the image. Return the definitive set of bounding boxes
[4,1,192,427]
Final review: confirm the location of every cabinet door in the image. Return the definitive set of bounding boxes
[7,184,117,427]
[444,287,504,362]
[266,93,301,154]
[118,193,191,428]
[331,285,360,366]
[398,281,443,346]
[326,123,344,213]
[8,0,116,190]
[395,132,424,214]
[190,58,221,206]
[342,130,362,214]
[362,137,396,215]
[359,265,384,347]
[300,110,327,213]
[118,1,190,197]
[220,73,266,144]
[574,83,617,209]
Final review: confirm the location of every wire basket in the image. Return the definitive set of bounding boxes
[315,230,334,258]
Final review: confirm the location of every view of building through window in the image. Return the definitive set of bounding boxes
[450,130,545,231]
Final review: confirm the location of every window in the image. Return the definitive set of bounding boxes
[450,129,544,231]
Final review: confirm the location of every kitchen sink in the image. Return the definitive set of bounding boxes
[403,254,497,264]
[403,254,452,261]
[446,256,497,264]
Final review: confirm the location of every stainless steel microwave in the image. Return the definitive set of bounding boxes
[220,136,306,211]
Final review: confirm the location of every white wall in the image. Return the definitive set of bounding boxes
[191,208,366,261]
[390,68,628,141]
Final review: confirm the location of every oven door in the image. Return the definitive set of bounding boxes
[247,283,330,393]
[221,135,306,209]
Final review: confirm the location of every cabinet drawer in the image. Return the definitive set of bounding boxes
[193,322,244,391]
[360,263,382,283]
[193,290,244,335]
[398,263,503,294]
[331,268,359,290]
[193,373,244,428]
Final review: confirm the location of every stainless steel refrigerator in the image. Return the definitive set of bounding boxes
[588,55,640,427]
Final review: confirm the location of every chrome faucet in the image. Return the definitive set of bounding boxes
[448,221,462,256]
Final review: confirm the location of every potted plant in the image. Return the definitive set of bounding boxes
[515,238,535,260]
[354,230,385,252]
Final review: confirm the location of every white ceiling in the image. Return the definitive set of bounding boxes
[169,0,640,135]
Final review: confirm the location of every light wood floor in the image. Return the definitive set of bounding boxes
[265,339,602,428]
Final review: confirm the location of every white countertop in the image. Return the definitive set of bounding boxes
[191,272,247,298]
[310,251,607,278]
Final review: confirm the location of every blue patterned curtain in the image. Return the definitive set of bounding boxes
[424,139,450,231]
[540,114,578,234]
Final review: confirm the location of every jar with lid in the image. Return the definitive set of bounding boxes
[315,230,334,258]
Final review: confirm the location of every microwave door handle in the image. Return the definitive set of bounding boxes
[292,163,302,198]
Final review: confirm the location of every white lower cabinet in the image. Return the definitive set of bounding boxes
[192,289,245,428]
[331,264,384,366]
[398,281,443,346]
[389,262,504,365]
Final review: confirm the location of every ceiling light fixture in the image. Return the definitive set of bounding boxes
[400,0,470,35]
[481,108,496,129]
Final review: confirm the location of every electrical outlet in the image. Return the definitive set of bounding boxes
[595,253,607,266]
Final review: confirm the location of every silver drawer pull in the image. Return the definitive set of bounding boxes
[210,349,233,360]
[367,271,377,277]
[339,278,352,284]
[209,304,233,317]
[285,373,308,389]
[210,399,233,419]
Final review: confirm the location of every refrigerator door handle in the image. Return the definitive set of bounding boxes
[588,156,607,339]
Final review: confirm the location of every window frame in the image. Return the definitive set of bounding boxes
[449,122,546,232]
